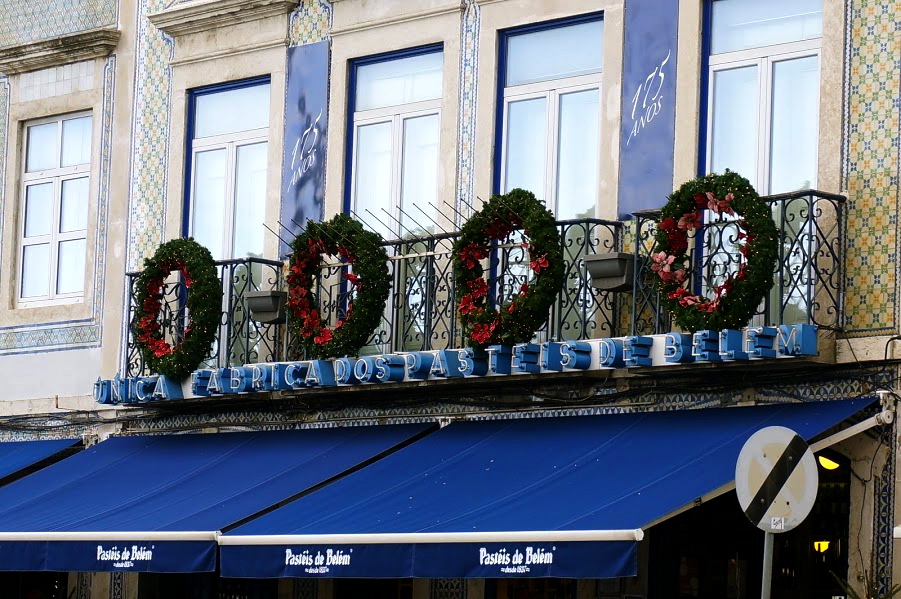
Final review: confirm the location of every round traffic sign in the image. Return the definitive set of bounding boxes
[735,426,818,533]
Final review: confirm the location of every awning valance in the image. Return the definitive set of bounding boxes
[220,399,874,579]
[0,424,431,572]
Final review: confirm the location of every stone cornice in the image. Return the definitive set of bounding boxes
[0,28,119,75]
[148,0,299,38]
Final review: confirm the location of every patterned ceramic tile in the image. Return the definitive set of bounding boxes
[126,0,174,270]
[842,0,901,334]
[455,0,480,225]
[0,0,117,49]
[289,0,332,46]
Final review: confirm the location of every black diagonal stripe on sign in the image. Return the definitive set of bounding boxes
[744,434,808,527]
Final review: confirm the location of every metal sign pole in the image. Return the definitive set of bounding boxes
[761,531,774,599]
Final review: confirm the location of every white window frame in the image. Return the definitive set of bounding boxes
[500,71,603,214]
[350,98,441,240]
[188,126,269,260]
[706,37,821,192]
[18,112,92,307]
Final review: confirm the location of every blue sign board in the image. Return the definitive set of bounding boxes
[0,540,216,573]
[617,0,679,219]
[280,41,330,256]
[220,540,637,579]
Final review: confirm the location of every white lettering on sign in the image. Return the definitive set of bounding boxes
[480,546,554,573]
[626,50,671,146]
[285,547,352,574]
[289,109,322,190]
[96,544,154,569]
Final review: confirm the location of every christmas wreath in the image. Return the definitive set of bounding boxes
[453,188,564,349]
[286,213,390,359]
[652,170,778,332]
[133,238,222,380]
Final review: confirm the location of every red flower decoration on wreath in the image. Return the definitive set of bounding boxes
[651,171,778,332]
[287,214,390,359]
[132,238,222,381]
[453,189,564,349]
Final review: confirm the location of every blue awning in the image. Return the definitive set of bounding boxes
[0,438,77,479]
[0,424,431,572]
[220,399,874,579]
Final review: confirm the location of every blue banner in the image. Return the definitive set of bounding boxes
[280,41,329,256]
[0,540,216,572]
[219,541,637,579]
[617,0,679,219]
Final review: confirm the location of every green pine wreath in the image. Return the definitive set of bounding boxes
[286,213,390,359]
[652,170,778,332]
[133,238,222,380]
[453,188,565,349]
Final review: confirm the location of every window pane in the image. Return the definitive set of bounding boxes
[355,52,443,111]
[400,114,440,236]
[556,89,599,219]
[24,183,53,238]
[26,122,58,172]
[21,244,50,298]
[506,20,603,87]
[711,0,822,54]
[232,142,268,258]
[504,97,547,199]
[194,84,271,138]
[61,116,92,166]
[769,56,819,193]
[353,121,394,239]
[191,149,228,259]
[57,238,86,294]
[60,177,89,232]
[710,66,759,179]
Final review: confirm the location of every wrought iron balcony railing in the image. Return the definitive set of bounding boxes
[122,219,624,377]
[630,189,847,335]
[122,193,845,378]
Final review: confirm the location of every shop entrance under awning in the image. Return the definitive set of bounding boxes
[219,398,875,580]
[0,423,432,572]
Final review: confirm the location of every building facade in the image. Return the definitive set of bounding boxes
[0,0,899,597]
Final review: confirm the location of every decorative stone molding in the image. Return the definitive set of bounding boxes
[148,0,299,38]
[0,28,119,75]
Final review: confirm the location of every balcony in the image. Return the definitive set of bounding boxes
[122,190,845,378]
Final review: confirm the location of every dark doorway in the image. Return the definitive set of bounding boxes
[647,449,851,599]
[0,571,68,599]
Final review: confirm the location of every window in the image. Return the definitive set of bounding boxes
[187,79,270,260]
[498,16,603,219]
[348,47,443,240]
[19,113,92,304]
[706,0,821,193]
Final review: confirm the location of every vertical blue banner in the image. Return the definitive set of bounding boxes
[617,0,679,219]
[280,41,330,256]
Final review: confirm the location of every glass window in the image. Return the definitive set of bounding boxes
[188,80,270,260]
[350,49,443,239]
[707,0,821,194]
[500,17,603,219]
[711,0,822,55]
[19,114,92,303]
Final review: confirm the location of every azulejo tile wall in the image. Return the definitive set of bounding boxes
[0,0,117,49]
[289,0,332,46]
[126,0,174,270]
[842,0,901,334]
[456,0,480,224]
